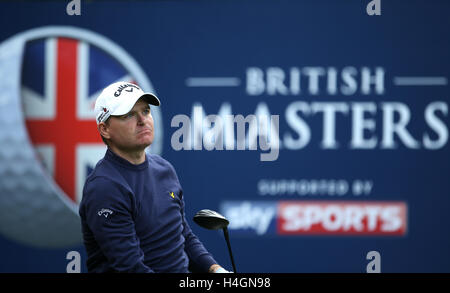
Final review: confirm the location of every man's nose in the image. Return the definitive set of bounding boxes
[136,112,146,124]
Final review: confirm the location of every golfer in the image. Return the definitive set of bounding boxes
[79,81,228,273]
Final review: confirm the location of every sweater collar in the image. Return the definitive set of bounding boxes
[105,148,148,171]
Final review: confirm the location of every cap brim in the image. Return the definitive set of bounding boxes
[141,93,161,106]
[110,93,160,116]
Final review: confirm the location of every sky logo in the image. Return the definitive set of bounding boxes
[220,200,407,237]
[220,201,277,236]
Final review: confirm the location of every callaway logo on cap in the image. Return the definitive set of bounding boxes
[94,81,160,124]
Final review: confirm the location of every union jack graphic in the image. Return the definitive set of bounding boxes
[22,37,136,203]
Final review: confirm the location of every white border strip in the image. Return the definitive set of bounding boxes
[186,77,241,87]
[393,76,448,86]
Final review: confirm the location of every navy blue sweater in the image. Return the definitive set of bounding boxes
[79,149,216,273]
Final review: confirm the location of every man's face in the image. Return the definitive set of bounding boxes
[104,98,155,152]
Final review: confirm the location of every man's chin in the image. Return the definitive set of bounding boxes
[137,138,153,149]
[136,132,153,145]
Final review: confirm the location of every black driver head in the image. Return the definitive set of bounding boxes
[193,209,229,230]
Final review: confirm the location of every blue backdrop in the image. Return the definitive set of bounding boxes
[0,0,449,273]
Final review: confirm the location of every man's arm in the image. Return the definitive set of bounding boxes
[182,215,224,273]
[208,264,225,273]
[155,155,229,273]
[82,177,153,273]
[179,195,228,273]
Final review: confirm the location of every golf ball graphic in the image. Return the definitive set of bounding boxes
[0,26,162,248]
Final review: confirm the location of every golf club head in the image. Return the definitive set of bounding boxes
[193,209,229,230]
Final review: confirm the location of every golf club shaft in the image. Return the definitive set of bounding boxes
[222,227,237,273]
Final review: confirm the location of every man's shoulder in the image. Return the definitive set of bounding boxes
[147,153,173,168]
[85,157,108,181]
[84,157,128,190]
[147,154,179,177]
[81,163,132,208]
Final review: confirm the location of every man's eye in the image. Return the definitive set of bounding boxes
[124,113,134,119]
[143,109,150,115]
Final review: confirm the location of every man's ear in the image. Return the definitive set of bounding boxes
[98,122,110,139]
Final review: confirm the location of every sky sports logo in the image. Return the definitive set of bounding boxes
[220,201,407,236]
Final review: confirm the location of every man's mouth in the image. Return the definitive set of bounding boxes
[137,128,152,135]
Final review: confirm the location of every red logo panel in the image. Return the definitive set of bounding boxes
[278,201,407,235]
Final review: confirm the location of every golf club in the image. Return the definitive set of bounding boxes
[193,209,237,273]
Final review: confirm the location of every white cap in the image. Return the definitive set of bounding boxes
[94,81,160,124]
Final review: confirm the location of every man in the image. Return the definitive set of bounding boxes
[79,81,228,273]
